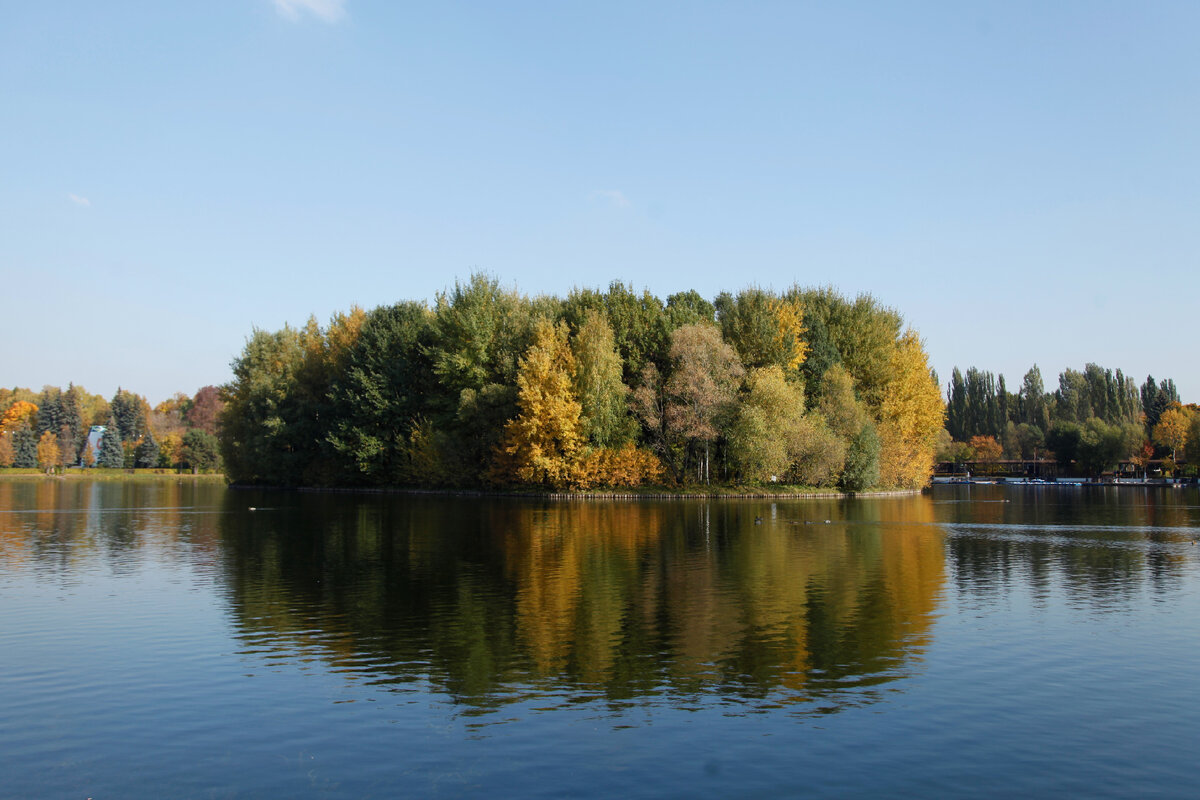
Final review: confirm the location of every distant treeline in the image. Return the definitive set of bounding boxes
[0,385,223,472]
[219,275,945,491]
[939,364,1196,475]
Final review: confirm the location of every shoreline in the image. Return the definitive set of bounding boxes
[0,470,923,498]
[284,485,923,500]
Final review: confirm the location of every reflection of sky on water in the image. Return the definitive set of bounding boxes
[3,481,1200,798]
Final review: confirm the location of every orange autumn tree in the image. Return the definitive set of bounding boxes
[1,401,38,433]
[492,319,583,489]
[968,435,1003,462]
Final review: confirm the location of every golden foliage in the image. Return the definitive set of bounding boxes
[571,442,666,489]
[769,296,809,372]
[159,433,184,468]
[1153,407,1190,458]
[968,435,1003,462]
[492,320,584,488]
[0,433,13,467]
[1,401,38,432]
[876,330,945,489]
[36,431,60,471]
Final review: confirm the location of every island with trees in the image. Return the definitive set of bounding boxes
[215,275,945,493]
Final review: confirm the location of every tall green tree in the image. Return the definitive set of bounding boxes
[135,430,159,468]
[13,424,38,468]
[35,387,62,437]
[110,389,149,444]
[797,309,841,407]
[1076,418,1142,476]
[728,366,804,483]
[1019,366,1049,432]
[793,287,902,409]
[715,288,807,376]
[219,326,308,484]
[1141,376,1179,432]
[326,301,435,484]
[98,416,125,468]
[564,282,670,385]
[817,364,870,441]
[841,422,880,492]
[182,429,221,472]
[664,290,716,329]
[59,384,85,461]
[571,310,634,448]
[946,367,968,441]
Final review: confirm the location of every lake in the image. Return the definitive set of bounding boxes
[2,479,1199,798]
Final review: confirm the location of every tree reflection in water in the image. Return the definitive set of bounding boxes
[217,493,946,715]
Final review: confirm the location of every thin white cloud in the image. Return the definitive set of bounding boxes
[68,193,90,207]
[591,189,630,208]
[273,0,346,23]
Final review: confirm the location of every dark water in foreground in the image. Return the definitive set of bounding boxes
[2,480,1199,798]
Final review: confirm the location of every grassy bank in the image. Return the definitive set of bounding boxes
[0,468,225,482]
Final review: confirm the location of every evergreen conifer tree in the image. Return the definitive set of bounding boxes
[135,430,159,468]
[60,384,85,460]
[36,388,62,437]
[110,389,147,443]
[13,425,38,468]
[98,417,125,468]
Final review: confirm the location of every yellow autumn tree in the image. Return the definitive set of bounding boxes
[1,401,38,433]
[36,431,60,474]
[876,330,945,489]
[1153,407,1189,461]
[769,295,809,372]
[492,320,583,488]
[159,432,184,469]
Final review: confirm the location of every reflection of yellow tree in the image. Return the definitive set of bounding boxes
[659,497,945,697]
[500,503,665,680]
[496,497,947,700]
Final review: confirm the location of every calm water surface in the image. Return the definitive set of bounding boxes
[2,480,1199,798]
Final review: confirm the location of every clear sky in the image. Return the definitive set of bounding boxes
[3,1,1197,405]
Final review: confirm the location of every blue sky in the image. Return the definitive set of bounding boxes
[3,1,1197,404]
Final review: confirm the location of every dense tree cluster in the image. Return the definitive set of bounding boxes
[219,275,945,491]
[0,384,224,472]
[939,364,1194,476]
